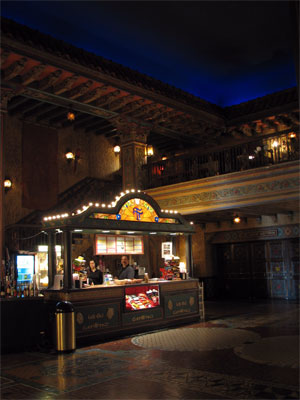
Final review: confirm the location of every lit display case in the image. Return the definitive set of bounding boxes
[125,284,160,311]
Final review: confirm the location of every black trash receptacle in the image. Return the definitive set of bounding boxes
[55,301,76,352]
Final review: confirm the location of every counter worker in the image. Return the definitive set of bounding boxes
[118,255,135,279]
[87,259,103,285]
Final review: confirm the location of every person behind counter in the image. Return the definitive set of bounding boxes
[87,259,103,285]
[118,255,135,279]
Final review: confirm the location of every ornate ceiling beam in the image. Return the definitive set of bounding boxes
[19,100,46,118]
[95,89,121,108]
[1,40,224,127]
[2,57,27,80]
[53,75,79,95]
[78,85,109,103]
[35,105,63,122]
[7,96,31,113]
[48,108,71,125]
[0,49,10,66]
[108,94,136,111]
[65,80,93,100]
[21,63,46,85]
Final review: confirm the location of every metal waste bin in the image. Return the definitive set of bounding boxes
[55,301,76,352]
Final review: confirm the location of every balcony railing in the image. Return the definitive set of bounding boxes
[142,131,299,189]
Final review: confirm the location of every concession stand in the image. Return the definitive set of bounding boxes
[42,191,200,345]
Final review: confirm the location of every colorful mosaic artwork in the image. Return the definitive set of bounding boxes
[90,198,178,223]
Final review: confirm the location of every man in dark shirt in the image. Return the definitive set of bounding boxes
[118,255,135,279]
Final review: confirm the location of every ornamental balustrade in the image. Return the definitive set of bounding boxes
[142,131,299,189]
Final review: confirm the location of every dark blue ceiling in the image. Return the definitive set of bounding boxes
[1,1,297,107]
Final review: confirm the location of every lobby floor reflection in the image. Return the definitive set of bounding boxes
[1,300,299,399]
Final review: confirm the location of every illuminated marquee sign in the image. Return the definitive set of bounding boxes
[90,198,178,223]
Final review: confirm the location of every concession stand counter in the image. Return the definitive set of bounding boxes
[42,191,200,345]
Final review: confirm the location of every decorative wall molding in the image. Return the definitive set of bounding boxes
[210,224,299,243]
[147,161,299,214]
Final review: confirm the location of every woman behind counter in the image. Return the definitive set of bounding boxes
[87,259,103,285]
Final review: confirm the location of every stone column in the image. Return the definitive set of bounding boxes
[0,88,15,274]
[63,229,73,289]
[115,119,150,190]
[47,230,56,288]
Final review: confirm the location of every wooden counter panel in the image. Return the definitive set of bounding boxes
[159,280,198,292]
[75,302,121,335]
[43,286,124,303]
[164,291,199,318]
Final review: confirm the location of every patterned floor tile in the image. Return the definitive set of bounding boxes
[131,327,260,351]
[0,300,298,400]
[235,335,299,368]
[0,383,53,399]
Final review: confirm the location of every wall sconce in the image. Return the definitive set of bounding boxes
[67,109,75,122]
[145,144,154,157]
[65,149,75,163]
[288,132,296,139]
[233,216,241,224]
[4,178,12,192]
[161,154,167,161]
[113,145,121,154]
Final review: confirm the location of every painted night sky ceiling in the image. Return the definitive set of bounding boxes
[1,1,297,107]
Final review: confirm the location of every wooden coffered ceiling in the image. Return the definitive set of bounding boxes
[0,45,224,154]
[1,17,299,155]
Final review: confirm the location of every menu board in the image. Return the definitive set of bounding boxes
[95,235,144,255]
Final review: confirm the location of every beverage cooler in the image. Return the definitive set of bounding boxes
[16,254,35,284]
[35,245,63,289]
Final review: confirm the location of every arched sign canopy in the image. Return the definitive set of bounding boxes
[42,191,195,235]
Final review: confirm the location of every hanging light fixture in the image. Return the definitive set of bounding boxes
[67,109,75,122]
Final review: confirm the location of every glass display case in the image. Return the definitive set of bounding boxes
[125,284,160,311]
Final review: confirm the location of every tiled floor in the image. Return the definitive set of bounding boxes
[1,299,299,399]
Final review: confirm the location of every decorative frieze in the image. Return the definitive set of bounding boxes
[211,224,299,243]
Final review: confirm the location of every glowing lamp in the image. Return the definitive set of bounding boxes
[233,216,241,224]
[145,145,154,157]
[67,110,75,121]
[4,179,12,189]
[65,151,75,162]
[114,145,121,153]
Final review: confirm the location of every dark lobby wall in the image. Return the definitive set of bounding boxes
[4,115,121,226]
[22,123,58,210]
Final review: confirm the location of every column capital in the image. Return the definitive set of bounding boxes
[0,87,16,112]
[113,118,150,144]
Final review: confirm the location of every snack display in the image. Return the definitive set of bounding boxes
[125,285,160,311]
[160,257,180,280]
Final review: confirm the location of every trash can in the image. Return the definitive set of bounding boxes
[55,301,76,352]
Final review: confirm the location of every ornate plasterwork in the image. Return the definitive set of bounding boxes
[211,224,299,243]
[158,177,299,209]
[147,161,300,213]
